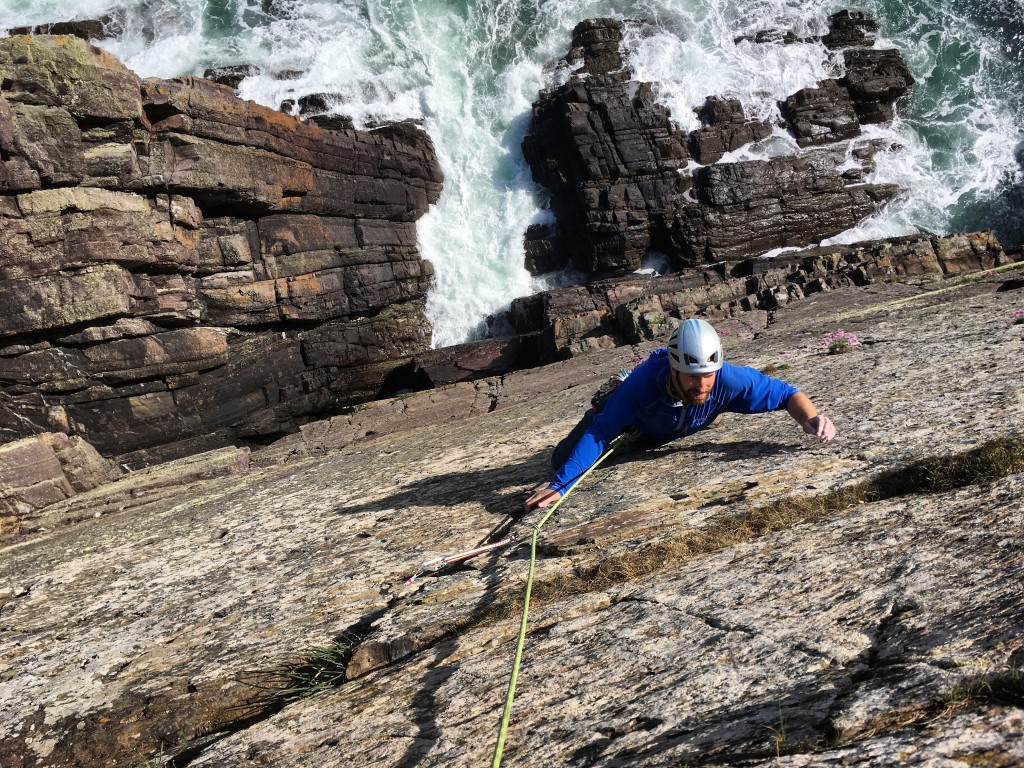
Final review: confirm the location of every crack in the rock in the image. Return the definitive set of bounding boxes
[807,562,918,753]
[685,609,759,637]
[157,609,386,767]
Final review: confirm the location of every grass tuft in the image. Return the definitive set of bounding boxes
[941,667,1024,714]
[273,641,356,701]
[239,637,359,708]
[905,436,1024,493]
[827,666,1024,752]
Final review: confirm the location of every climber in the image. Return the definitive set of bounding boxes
[525,318,837,512]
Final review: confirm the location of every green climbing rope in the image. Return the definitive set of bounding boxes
[490,444,618,768]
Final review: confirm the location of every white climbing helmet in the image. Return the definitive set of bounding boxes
[668,318,724,374]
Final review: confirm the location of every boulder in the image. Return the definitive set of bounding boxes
[840,48,916,124]
[565,17,625,75]
[823,9,879,48]
[0,435,74,514]
[4,20,113,41]
[202,64,261,90]
[780,79,862,147]
[689,96,773,163]
[0,432,120,515]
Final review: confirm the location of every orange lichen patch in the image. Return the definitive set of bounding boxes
[261,109,305,131]
[0,516,23,535]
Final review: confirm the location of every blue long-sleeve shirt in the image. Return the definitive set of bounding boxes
[550,349,799,493]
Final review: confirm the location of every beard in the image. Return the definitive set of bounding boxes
[668,372,714,405]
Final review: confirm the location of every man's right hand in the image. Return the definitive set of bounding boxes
[802,414,837,442]
[525,487,562,513]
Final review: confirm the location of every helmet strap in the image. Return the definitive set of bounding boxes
[665,370,684,402]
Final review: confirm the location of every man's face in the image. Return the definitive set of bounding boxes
[671,369,716,405]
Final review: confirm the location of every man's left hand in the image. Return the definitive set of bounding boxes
[525,487,562,513]
[802,415,836,442]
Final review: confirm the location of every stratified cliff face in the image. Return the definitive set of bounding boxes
[0,34,442,466]
[509,232,1014,361]
[1,264,1022,768]
[521,12,915,274]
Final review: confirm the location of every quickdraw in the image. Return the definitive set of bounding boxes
[405,533,520,585]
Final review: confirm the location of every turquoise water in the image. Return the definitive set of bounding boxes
[2,0,1021,346]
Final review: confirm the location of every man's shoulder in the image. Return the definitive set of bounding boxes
[716,360,798,405]
[718,360,760,383]
[618,351,668,398]
[716,361,785,394]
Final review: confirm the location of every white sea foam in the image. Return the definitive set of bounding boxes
[0,0,115,29]
[622,5,836,133]
[4,0,1022,346]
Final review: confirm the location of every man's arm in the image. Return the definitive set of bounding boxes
[525,367,645,512]
[786,391,837,441]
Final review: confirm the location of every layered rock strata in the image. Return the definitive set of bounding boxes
[0,34,442,465]
[510,231,1013,360]
[291,231,1016,401]
[521,12,915,274]
[0,432,120,521]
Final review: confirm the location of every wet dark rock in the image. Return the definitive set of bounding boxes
[566,18,625,75]
[780,80,861,147]
[522,14,916,276]
[306,114,356,131]
[296,92,337,117]
[4,19,112,40]
[824,9,879,48]
[524,223,566,275]
[840,48,916,124]
[202,64,261,89]
[690,96,773,163]
[521,59,691,273]
[734,29,815,45]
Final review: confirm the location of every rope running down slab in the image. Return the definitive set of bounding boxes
[491,444,618,768]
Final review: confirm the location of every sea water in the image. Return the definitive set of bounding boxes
[2,0,1021,347]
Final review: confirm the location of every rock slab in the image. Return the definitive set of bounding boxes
[2,266,1023,767]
